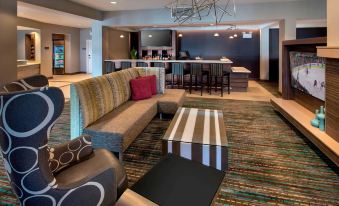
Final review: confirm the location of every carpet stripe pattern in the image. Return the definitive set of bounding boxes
[1,98,338,205]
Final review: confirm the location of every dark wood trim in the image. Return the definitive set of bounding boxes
[325,58,339,142]
[283,37,327,46]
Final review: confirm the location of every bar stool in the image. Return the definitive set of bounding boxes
[105,61,116,73]
[121,61,132,69]
[209,64,231,97]
[136,62,148,67]
[171,63,186,89]
[190,63,208,96]
[154,62,172,87]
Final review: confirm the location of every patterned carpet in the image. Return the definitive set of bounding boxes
[1,98,338,205]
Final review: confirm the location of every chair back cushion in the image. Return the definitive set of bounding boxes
[106,68,140,107]
[74,76,115,127]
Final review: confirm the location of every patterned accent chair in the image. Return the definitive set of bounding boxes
[2,75,49,92]
[0,87,128,205]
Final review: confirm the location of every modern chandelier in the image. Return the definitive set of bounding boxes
[167,0,236,25]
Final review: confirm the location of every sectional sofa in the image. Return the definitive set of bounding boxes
[71,67,185,159]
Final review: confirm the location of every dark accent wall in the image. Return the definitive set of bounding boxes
[269,27,327,82]
[178,30,260,79]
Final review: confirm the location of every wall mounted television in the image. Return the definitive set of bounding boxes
[141,30,172,47]
[289,51,326,101]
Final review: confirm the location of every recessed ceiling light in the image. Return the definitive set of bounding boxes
[110,1,117,4]
[120,34,124,38]
[233,34,238,37]
[214,33,219,37]
[148,35,153,38]
[229,36,234,39]
[178,33,183,37]
[209,23,214,26]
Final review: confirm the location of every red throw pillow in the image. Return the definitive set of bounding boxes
[138,75,157,95]
[130,78,152,100]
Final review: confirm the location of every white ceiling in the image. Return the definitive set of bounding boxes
[18,1,93,28]
[69,0,302,12]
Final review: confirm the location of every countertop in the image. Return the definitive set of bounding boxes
[105,59,233,64]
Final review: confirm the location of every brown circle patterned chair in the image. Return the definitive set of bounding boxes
[0,87,128,205]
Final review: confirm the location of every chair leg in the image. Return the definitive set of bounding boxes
[221,76,224,97]
[209,75,212,95]
[215,76,217,92]
[189,74,192,94]
[201,75,203,96]
[172,74,174,89]
[195,76,198,91]
[181,75,184,89]
[228,74,231,94]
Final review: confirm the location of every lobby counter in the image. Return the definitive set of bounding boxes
[105,59,251,92]
[17,63,40,79]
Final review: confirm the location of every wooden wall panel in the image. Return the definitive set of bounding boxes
[326,58,339,142]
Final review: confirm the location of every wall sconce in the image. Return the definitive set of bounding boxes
[120,34,124,38]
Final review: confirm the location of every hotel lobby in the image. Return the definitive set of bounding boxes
[0,0,338,205]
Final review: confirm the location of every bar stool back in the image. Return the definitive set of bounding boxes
[154,62,171,86]
[209,64,230,97]
[171,63,185,89]
[105,61,116,73]
[190,63,206,96]
[121,61,132,69]
[136,62,148,67]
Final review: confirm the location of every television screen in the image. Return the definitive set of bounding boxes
[290,51,326,101]
[141,30,172,47]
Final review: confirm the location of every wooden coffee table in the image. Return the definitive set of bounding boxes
[162,107,228,171]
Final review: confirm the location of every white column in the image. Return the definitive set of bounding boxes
[91,20,103,77]
[278,18,296,92]
[260,26,270,80]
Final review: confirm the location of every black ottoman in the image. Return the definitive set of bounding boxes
[131,154,225,206]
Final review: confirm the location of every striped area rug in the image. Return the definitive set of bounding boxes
[1,98,338,205]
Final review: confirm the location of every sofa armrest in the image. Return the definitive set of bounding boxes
[115,189,159,206]
[71,84,84,139]
[48,135,93,173]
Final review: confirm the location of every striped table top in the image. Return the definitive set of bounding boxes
[163,107,228,146]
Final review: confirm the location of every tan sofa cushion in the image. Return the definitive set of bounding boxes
[74,76,115,128]
[84,97,158,152]
[106,68,140,108]
[157,89,185,114]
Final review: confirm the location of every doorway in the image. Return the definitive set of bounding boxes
[86,40,92,74]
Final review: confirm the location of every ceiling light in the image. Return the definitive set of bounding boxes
[209,24,214,26]
[120,34,124,38]
[233,34,238,37]
[214,33,220,37]
[229,36,234,39]
[110,1,117,4]
[178,33,183,37]
[148,35,153,38]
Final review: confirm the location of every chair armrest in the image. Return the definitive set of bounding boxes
[115,189,159,206]
[48,135,93,173]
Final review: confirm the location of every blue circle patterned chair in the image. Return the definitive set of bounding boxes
[0,87,127,206]
[2,75,49,93]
